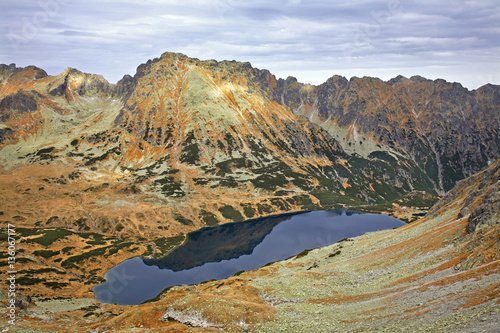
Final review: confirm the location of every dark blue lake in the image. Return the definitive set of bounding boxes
[93,210,404,305]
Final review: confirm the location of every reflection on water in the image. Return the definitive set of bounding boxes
[93,209,404,305]
[143,212,301,271]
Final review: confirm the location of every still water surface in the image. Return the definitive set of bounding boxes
[93,210,404,305]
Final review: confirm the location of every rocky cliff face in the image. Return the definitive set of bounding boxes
[428,158,500,233]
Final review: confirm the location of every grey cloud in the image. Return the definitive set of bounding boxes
[58,30,99,37]
[0,0,498,88]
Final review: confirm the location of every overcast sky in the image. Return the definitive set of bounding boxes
[1,0,499,89]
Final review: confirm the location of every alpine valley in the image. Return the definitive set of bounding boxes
[0,52,499,332]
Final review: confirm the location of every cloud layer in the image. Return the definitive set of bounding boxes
[1,0,499,89]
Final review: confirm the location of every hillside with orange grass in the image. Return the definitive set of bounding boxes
[2,139,498,333]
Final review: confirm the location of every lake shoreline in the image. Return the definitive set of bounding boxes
[93,210,405,305]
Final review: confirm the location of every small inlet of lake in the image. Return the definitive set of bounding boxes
[93,210,405,305]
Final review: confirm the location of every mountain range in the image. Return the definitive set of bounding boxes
[1,52,498,238]
[0,52,499,332]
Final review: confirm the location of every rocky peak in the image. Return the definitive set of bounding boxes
[386,75,410,86]
[0,63,47,79]
[114,74,136,100]
[46,67,113,98]
[134,52,192,80]
[0,64,48,90]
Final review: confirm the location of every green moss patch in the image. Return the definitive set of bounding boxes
[33,250,60,258]
[218,205,244,222]
[24,228,74,246]
[200,210,219,226]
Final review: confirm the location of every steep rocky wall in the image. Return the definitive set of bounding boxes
[272,74,500,193]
